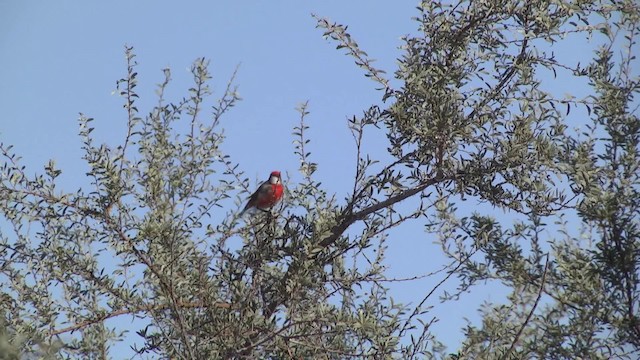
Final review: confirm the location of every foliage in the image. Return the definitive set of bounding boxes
[1,0,639,359]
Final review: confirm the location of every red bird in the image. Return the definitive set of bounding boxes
[240,170,284,215]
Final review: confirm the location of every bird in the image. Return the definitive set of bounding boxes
[240,170,284,215]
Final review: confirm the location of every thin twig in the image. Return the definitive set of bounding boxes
[49,301,230,337]
[501,254,550,360]
[398,249,477,339]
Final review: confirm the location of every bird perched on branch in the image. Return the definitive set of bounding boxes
[240,170,284,215]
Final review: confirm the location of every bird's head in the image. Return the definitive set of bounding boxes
[269,171,281,185]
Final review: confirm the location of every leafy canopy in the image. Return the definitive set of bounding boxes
[0,0,639,359]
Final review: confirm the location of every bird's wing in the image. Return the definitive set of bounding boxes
[241,181,272,212]
[257,182,275,196]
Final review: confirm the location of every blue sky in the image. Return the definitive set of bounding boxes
[0,1,608,357]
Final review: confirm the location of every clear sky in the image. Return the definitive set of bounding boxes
[0,1,604,357]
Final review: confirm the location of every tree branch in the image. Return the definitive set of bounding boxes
[501,254,549,360]
[49,301,231,337]
[319,171,444,248]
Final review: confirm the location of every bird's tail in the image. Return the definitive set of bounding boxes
[239,204,251,216]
